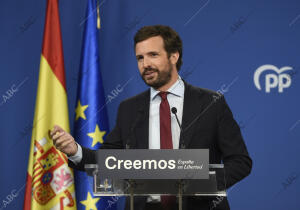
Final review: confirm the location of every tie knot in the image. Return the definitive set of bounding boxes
[159,91,169,100]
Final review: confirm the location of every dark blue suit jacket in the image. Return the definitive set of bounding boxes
[70,81,252,210]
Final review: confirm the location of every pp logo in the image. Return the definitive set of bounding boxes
[254,64,292,93]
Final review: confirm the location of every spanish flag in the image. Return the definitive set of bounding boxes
[23,0,76,209]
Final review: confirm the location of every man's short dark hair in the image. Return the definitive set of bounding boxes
[134,25,183,71]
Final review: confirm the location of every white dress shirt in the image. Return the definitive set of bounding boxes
[148,76,184,149]
[147,76,184,202]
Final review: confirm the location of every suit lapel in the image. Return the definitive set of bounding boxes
[133,90,150,149]
[131,82,204,149]
[179,81,204,148]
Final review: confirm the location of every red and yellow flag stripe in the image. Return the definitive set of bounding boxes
[24,0,76,209]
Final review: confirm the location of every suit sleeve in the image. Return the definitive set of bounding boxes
[69,102,125,171]
[217,96,252,189]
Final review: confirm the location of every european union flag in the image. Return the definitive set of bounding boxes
[73,0,123,209]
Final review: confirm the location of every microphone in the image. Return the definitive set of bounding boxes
[171,107,181,129]
[171,107,185,149]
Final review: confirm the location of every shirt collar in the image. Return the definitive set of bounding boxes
[150,76,184,101]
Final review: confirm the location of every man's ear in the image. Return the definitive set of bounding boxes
[170,52,179,65]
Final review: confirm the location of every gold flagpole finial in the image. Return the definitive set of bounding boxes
[97,0,101,29]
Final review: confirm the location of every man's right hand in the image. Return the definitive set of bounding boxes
[49,125,78,156]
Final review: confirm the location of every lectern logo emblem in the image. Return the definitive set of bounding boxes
[253,64,293,93]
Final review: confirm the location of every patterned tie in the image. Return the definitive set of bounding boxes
[159,92,176,209]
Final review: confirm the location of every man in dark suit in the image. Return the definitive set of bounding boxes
[51,25,252,210]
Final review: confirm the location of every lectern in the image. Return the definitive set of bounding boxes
[85,149,227,210]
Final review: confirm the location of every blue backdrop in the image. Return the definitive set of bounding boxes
[0,0,300,209]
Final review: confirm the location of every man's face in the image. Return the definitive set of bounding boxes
[135,36,175,89]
